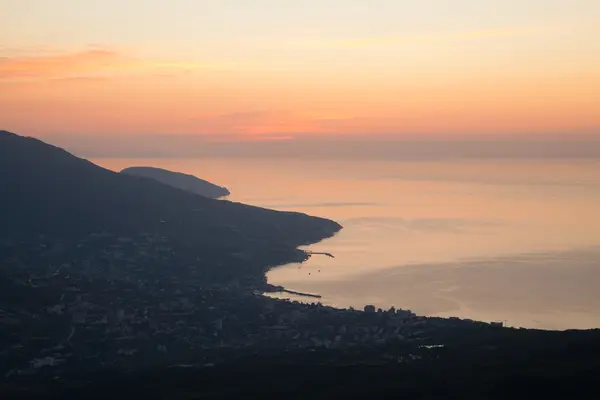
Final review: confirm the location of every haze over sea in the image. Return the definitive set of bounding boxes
[95,156,600,331]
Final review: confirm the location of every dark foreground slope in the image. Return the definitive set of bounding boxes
[0,130,339,250]
[8,327,600,399]
[120,166,230,199]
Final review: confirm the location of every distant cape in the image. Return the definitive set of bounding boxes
[120,166,230,199]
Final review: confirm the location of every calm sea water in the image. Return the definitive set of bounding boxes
[95,157,600,330]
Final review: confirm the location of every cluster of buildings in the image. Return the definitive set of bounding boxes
[0,232,498,381]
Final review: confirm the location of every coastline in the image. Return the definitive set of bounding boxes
[265,245,600,330]
[258,227,341,301]
[5,217,600,398]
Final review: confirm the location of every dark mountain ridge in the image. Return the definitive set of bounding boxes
[0,130,340,244]
[0,130,341,286]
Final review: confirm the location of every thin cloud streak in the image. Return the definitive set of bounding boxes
[0,48,255,81]
[0,49,129,79]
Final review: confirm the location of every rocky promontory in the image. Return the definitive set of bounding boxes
[120,166,230,199]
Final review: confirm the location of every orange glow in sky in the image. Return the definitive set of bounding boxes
[1,0,599,141]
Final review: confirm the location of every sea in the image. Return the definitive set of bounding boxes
[94,157,600,331]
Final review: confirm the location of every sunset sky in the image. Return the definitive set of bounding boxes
[1,0,599,146]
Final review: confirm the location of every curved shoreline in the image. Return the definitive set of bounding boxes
[262,250,339,299]
[260,226,341,301]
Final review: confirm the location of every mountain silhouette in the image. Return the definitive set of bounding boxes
[121,166,230,199]
[0,130,341,261]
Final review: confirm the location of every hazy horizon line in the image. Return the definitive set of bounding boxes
[32,132,600,160]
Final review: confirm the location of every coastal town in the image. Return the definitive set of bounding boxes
[0,231,500,383]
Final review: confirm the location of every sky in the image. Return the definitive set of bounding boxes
[1,0,599,152]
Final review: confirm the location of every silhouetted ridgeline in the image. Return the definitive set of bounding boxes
[0,130,340,244]
[120,166,230,199]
